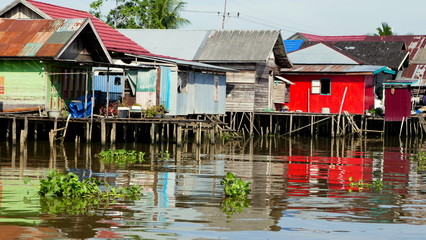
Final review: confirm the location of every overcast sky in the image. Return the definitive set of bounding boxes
[1,0,424,39]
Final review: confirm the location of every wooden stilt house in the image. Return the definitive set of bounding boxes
[0,18,111,114]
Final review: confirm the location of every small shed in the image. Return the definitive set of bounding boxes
[383,80,417,121]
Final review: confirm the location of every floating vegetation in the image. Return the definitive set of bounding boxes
[95,149,145,165]
[348,177,383,192]
[221,172,251,197]
[410,151,426,171]
[158,150,171,160]
[25,170,143,215]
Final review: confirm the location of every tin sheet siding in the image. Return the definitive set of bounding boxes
[174,72,225,115]
[384,88,411,121]
[194,72,226,114]
[93,75,123,93]
[159,66,171,111]
[0,60,46,110]
[93,75,124,101]
[167,69,178,116]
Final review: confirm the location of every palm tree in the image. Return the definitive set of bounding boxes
[148,0,190,29]
[374,22,395,36]
[90,0,190,29]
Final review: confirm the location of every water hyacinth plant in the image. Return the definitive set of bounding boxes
[95,149,145,165]
[221,172,251,197]
[25,169,143,215]
[34,169,143,199]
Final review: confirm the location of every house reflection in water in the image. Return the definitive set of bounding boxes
[286,156,373,196]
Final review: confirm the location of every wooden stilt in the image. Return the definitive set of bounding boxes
[101,119,106,145]
[20,130,25,146]
[24,117,28,142]
[399,117,405,138]
[210,127,215,144]
[406,118,409,136]
[249,112,254,136]
[150,123,156,144]
[289,115,293,137]
[177,125,182,146]
[12,117,16,145]
[311,115,314,136]
[383,119,386,137]
[331,115,335,137]
[110,122,116,145]
[122,124,126,142]
[34,122,38,141]
[86,122,91,142]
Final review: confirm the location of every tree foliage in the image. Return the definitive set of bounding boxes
[374,22,395,36]
[89,0,190,29]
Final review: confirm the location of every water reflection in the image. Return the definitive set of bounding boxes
[0,136,425,239]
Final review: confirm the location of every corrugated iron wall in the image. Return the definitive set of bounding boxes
[175,72,226,115]
[385,87,411,121]
[93,75,124,101]
[159,66,171,110]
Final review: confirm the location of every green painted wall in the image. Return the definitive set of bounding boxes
[0,60,47,107]
[0,60,91,111]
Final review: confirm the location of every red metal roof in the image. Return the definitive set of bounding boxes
[0,18,85,57]
[26,0,152,56]
[299,33,368,42]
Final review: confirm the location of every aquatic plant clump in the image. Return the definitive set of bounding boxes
[95,149,145,165]
[221,172,251,197]
[348,177,383,192]
[31,170,143,199]
[410,151,426,171]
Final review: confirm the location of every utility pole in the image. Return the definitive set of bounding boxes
[220,0,239,29]
[221,0,227,30]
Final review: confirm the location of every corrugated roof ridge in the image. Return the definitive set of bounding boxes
[300,32,367,41]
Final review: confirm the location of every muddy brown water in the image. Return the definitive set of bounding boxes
[0,136,425,239]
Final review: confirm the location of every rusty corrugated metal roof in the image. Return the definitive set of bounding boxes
[0,18,85,58]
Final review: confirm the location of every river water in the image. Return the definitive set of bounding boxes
[0,136,425,239]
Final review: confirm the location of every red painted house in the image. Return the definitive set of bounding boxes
[281,43,396,114]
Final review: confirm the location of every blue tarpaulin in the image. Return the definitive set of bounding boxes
[68,94,96,118]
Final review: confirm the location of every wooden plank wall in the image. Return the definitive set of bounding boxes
[1,5,44,19]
